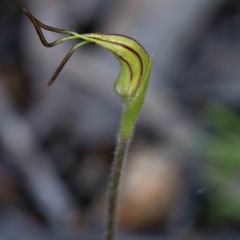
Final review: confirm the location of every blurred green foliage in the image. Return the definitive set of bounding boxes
[203,103,240,226]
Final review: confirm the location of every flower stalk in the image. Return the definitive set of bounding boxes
[107,136,130,240]
[23,7,153,240]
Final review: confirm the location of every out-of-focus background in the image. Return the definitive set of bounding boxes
[1,0,240,239]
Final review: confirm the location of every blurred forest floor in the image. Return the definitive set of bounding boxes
[1,0,240,239]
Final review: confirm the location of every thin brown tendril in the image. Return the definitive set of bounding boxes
[23,8,90,86]
[47,47,76,86]
[47,41,89,86]
[23,7,70,47]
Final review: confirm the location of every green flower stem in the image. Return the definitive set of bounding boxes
[106,56,153,240]
[106,136,130,240]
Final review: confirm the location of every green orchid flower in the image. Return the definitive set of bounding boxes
[23,7,153,240]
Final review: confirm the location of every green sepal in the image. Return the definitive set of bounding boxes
[71,33,150,99]
[119,56,153,140]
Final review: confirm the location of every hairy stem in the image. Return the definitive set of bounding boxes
[106,135,131,240]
